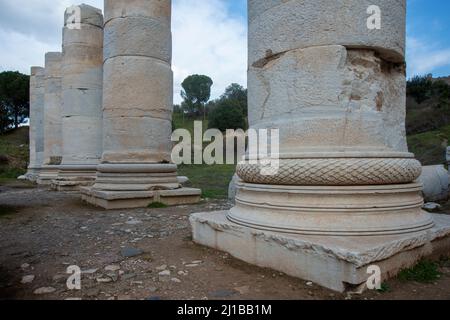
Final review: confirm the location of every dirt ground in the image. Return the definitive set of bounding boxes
[0,181,450,300]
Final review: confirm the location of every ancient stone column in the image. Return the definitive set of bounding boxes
[81,0,200,209]
[52,5,104,191]
[23,67,45,181]
[230,0,432,235]
[191,0,450,292]
[37,52,63,185]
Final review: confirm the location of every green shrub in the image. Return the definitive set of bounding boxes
[406,75,450,135]
[208,99,246,132]
[148,202,168,209]
[398,260,441,283]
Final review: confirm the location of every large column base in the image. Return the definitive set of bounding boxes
[36,165,60,185]
[190,211,450,292]
[79,163,201,209]
[230,182,434,236]
[51,165,98,192]
[80,187,201,210]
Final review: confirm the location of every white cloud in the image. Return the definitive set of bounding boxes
[0,0,104,72]
[0,0,247,103]
[172,0,247,103]
[0,29,54,72]
[407,36,450,77]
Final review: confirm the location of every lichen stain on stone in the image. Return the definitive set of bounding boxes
[375,91,384,111]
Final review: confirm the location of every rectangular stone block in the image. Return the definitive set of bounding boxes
[81,187,201,210]
[190,211,450,292]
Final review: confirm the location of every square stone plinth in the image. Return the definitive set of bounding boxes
[51,179,95,192]
[81,187,201,210]
[190,211,450,292]
[36,166,60,185]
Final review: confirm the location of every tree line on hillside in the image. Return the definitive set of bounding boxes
[406,74,450,135]
[0,71,30,134]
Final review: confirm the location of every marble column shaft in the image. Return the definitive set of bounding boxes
[26,67,45,181]
[38,52,63,184]
[102,0,173,163]
[53,4,104,191]
[81,0,200,209]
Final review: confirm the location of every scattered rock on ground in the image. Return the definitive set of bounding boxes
[156,265,168,271]
[96,277,113,284]
[21,263,30,270]
[185,264,200,268]
[209,289,237,298]
[21,275,35,284]
[34,287,56,295]
[158,270,171,282]
[121,247,143,258]
[234,286,250,295]
[126,219,143,225]
[423,202,442,211]
[82,268,98,275]
[105,265,121,272]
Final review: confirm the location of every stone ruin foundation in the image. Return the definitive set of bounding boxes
[21,0,450,292]
[190,0,450,292]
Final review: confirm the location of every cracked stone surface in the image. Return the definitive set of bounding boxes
[249,45,408,155]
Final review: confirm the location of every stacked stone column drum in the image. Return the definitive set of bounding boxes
[191,0,450,292]
[81,0,201,209]
[38,53,63,185]
[52,5,104,191]
[25,67,46,181]
[232,0,432,236]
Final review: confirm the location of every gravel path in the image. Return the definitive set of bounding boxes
[0,182,449,300]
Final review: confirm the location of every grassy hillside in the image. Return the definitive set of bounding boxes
[406,76,450,135]
[408,125,449,166]
[178,164,236,199]
[173,113,235,199]
[173,112,209,135]
[405,76,449,165]
[0,127,29,182]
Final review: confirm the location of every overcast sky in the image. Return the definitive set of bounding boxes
[0,0,449,103]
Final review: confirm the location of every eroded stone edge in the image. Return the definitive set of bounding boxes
[190,212,450,268]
